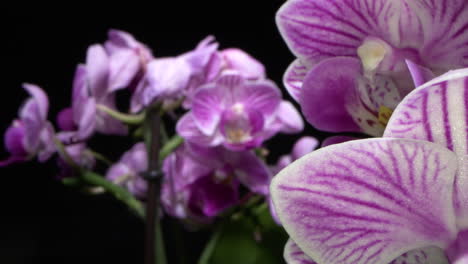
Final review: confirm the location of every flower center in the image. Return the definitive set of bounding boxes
[222,103,252,143]
[357,38,388,73]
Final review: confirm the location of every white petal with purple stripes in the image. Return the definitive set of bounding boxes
[384,68,468,228]
[284,239,317,264]
[271,138,458,264]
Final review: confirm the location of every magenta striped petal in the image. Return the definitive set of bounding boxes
[284,239,317,264]
[192,84,224,135]
[388,247,449,264]
[384,68,468,228]
[276,0,414,62]
[276,0,468,71]
[418,0,468,69]
[283,59,311,101]
[270,138,458,264]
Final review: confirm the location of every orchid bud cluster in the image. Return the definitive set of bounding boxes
[4,0,468,263]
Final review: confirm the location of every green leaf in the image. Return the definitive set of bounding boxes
[203,203,288,264]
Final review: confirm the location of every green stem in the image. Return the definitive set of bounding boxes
[52,137,80,170]
[81,170,145,218]
[159,135,184,162]
[97,104,145,125]
[198,223,224,264]
[85,149,113,165]
[155,217,168,264]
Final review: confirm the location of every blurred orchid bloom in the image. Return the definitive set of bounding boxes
[177,72,303,150]
[1,84,55,166]
[161,142,271,223]
[130,35,268,112]
[106,143,148,199]
[277,0,468,136]
[104,29,154,93]
[270,69,468,264]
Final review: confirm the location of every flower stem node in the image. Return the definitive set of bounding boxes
[141,169,164,182]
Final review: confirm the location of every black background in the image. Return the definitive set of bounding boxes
[1,2,329,263]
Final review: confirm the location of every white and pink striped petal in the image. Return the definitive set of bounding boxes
[384,68,468,228]
[270,138,458,264]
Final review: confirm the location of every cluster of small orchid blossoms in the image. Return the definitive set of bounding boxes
[1,27,313,262]
[271,0,468,263]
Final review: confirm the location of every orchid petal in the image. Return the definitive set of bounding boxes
[322,136,359,147]
[276,0,430,63]
[188,175,239,217]
[406,60,435,87]
[300,57,375,135]
[239,79,282,117]
[86,44,110,99]
[145,57,193,99]
[388,247,449,264]
[4,121,27,157]
[270,138,458,264]
[108,49,140,92]
[176,113,222,147]
[384,69,468,227]
[192,84,224,135]
[418,0,468,69]
[284,239,317,264]
[283,59,311,102]
[275,101,305,134]
[22,83,48,121]
[228,151,271,195]
[56,108,76,131]
[292,136,319,160]
[106,29,140,50]
[446,229,468,264]
[75,97,96,140]
[221,48,266,79]
[37,122,56,162]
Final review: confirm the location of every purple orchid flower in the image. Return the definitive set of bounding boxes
[106,143,148,199]
[130,35,269,112]
[62,47,129,141]
[161,142,271,222]
[277,0,468,136]
[1,84,55,166]
[270,69,468,263]
[130,36,219,112]
[177,72,303,150]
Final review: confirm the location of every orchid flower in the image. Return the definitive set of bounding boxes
[270,68,468,264]
[1,84,55,166]
[60,50,129,142]
[177,72,303,150]
[130,35,268,112]
[161,142,271,222]
[277,0,468,136]
[106,143,148,199]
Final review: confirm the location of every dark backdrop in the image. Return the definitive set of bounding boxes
[1,2,328,263]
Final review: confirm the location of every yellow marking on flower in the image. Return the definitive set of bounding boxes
[358,39,387,72]
[378,105,393,126]
[226,128,249,143]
